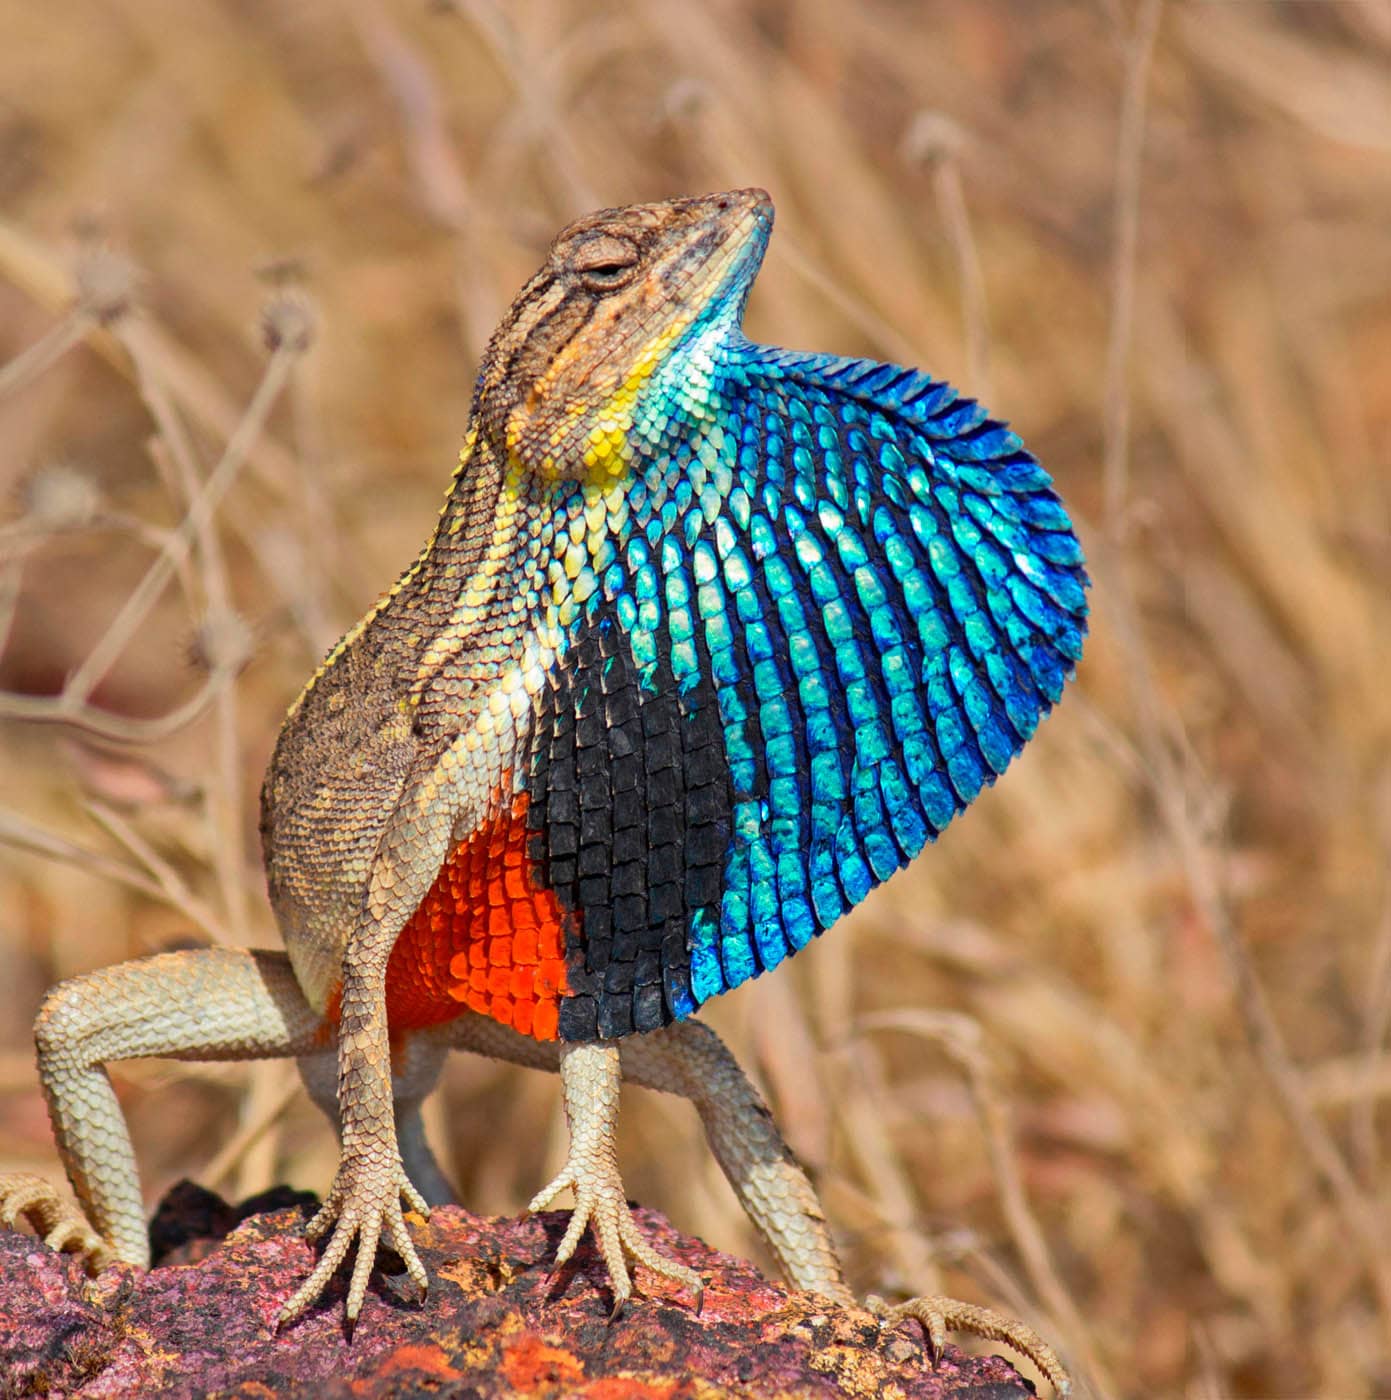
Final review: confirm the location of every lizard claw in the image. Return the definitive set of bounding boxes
[528,1157,705,1313]
[278,1155,431,1328]
[867,1292,1071,1397]
[0,1172,113,1274]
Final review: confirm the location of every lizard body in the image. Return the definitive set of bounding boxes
[1,190,1085,1392]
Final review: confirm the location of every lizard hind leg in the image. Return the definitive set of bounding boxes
[440,1014,1071,1394]
[624,1024,1071,1393]
[527,1040,704,1315]
[0,947,325,1274]
[619,1023,1072,1391]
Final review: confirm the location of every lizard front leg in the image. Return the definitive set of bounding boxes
[0,948,323,1272]
[527,1041,705,1312]
[275,775,466,1328]
[277,922,430,1327]
[296,1033,457,1209]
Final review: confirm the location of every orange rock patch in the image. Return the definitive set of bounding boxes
[500,1332,586,1392]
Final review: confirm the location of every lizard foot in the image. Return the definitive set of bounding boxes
[868,1292,1071,1398]
[533,1041,703,1316]
[0,1172,113,1273]
[278,1153,430,1328]
[528,1156,705,1317]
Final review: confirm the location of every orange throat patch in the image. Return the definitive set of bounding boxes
[383,792,572,1041]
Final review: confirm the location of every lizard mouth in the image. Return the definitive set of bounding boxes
[679,187,774,298]
[694,186,773,221]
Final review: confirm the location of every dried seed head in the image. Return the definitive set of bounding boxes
[187,608,256,675]
[20,462,102,530]
[255,255,309,287]
[260,290,317,354]
[655,78,709,130]
[74,246,141,326]
[901,111,967,167]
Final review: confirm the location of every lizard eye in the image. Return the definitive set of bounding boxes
[571,235,639,292]
[581,262,634,287]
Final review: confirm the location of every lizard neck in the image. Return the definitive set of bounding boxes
[403,326,743,724]
[428,424,511,569]
[398,422,561,720]
[408,423,543,622]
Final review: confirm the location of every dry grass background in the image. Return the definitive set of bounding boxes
[1,2,1388,1395]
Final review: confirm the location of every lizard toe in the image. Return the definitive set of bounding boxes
[279,1157,429,1328]
[868,1292,1071,1398]
[0,1172,112,1274]
[532,1152,702,1309]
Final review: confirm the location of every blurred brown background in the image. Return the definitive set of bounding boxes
[1,2,1389,1395]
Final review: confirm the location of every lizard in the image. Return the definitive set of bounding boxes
[0,189,1086,1392]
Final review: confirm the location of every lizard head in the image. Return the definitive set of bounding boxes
[475,188,773,484]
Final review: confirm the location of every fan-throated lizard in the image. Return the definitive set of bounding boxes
[1,190,1085,1393]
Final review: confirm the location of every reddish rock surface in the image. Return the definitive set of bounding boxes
[0,1183,1035,1398]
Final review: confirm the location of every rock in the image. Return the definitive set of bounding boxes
[0,1183,1035,1398]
